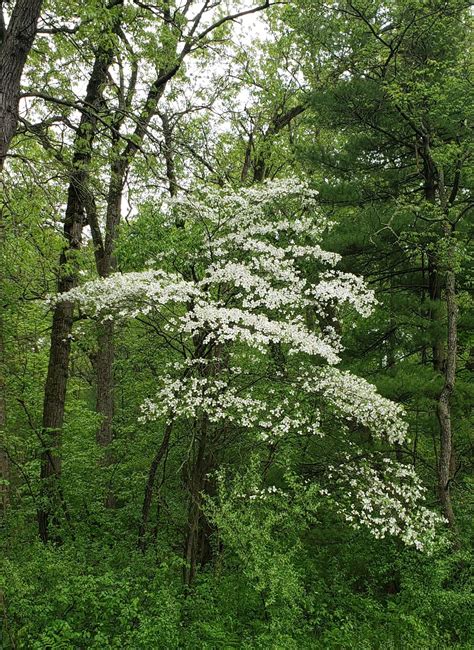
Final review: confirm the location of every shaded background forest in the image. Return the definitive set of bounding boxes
[0,0,473,647]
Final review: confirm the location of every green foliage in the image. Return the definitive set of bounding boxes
[2,545,182,649]
[3,527,472,648]
[1,0,472,647]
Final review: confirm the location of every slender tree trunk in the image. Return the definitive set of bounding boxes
[436,166,457,529]
[88,76,169,479]
[421,140,458,527]
[436,254,457,528]
[0,195,8,514]
[184,416,212,586]
[422,141,458,527]
[95,321,115,447]
[183,346,225,586]
[161,112,178,197]
[423,137,446,372]
[88,161,124,511]
[427,251,446,372]
[138,422,172,551]
[37,48,114,543]
[421,251,428,365]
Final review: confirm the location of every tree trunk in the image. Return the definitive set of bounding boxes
[423,137,446,372]
[0,193,8,514]
[422,140,457,526]
[436,165,457,529]
[183,347,225,586]
[86,161,125,511]
[37,47,114,543]
[96,320,115,448]
[436,256,457,528]
[161,112,178,197]
[184,417,212,587]
[427,251,446,372]
[0,0,43,170]
[252,104,306,183]
[138,422,172,551]
[89,73,169,477]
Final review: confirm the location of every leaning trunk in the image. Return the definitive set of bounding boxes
[138,422,173,551]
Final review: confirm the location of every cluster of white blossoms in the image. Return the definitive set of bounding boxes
[181,305,341,363]
[140,375,266,428]
[325,453,445,550]
[60,178,442,549]
[312,271,377,318]
[140,372,322,441]
[301,368,409,445]
[59,269,198,320]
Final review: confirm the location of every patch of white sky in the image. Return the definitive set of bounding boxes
[162,8,274,130]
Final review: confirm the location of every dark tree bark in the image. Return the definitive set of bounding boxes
[435,168,458,529]
[161,112,178,197]
[422,135,446,373]
[38,45,116,543]
[182,342,228,586]
[252,104,306,183]
[183,416,215,586]
[0,0,43,170]
[93,160,124,450]
[427,251,446,373]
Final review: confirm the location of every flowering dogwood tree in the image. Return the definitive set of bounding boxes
[62,179,441,564]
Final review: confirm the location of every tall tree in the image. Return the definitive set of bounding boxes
[38,6,123,540]
[287,0,473,526]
